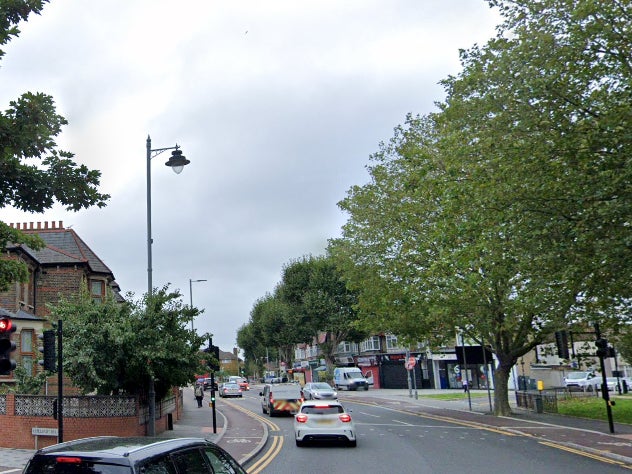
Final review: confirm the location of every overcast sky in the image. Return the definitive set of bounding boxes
[2,1,500,352]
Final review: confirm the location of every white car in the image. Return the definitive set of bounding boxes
[294,400,356,447]
[564,371,597,392]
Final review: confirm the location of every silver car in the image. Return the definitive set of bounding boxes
[219,383,243,398]
[302,382,338,400]
[294,400,356,447]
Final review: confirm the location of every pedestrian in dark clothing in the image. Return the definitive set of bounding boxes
[194,384,204,407]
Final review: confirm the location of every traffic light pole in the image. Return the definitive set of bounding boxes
[594,322,614,434]
[211,370,217,433]
[57,320,64,443]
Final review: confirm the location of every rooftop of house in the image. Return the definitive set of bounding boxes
[9,221,115,278]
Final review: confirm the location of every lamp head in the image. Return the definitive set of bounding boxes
[165,146,190,174]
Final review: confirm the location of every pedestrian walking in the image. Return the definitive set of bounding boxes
[463,379,469,393]
[194,383,204,407]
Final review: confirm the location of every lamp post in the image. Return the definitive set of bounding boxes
[146,135,190,436]
[189,278,207,331]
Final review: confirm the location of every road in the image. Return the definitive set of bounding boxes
[227,389,631,474]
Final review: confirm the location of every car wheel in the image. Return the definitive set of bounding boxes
[269,405,275,417]
[296,439,304,447]
[348,440,357,447]
[587,385,594,392]
[262,405,267,414]
[364,385,369,391]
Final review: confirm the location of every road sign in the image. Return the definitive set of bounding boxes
[406,356,416,370]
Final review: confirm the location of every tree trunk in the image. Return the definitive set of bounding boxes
[492,362,514,416]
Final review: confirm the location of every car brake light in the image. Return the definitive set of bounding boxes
[270,395,274,403]
[296,414,308,423]
[339,413,352,422]
[315,405,331,409]
[56,457,83,464]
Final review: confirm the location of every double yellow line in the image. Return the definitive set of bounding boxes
[247,435,283,474]
[221,400,283,474]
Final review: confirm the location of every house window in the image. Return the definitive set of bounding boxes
[361,336,380,352]
[337,341,352,353]
[90,280,105,303]
[21,330,33,353]
[22,356,34,376]
[386,334,398,350]
[20,330,34,375]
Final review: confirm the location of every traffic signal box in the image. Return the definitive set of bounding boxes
[554,330,570,359]
[39,329,57,372]
[0,317,17,375]
[203,344,220,371]
[595,338,609,358]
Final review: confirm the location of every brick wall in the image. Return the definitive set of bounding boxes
[35,267,85,318]
[0,390,183,450]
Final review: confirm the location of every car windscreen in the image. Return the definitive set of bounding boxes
[301,405,344,415]
[311,383,332,389]
[566,372,589,380]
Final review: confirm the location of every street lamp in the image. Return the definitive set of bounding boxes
[146,135,190,436]
[189,278,207,331]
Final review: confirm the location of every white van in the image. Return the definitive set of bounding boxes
[333,367,369,391]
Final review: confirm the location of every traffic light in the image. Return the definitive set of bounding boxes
[38,329,57,372]
[0,317,17,375]
[595,338,609,358]
[240,367,245,376]
[554,330,570,359]
[204,344,220,371]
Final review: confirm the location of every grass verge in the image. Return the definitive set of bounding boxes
[557,396,632,424]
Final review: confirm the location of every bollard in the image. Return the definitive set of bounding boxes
[535,394,544,413]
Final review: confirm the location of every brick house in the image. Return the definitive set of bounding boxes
[1,220,121,387]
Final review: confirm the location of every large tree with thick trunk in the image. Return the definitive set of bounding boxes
[330,0,631,415]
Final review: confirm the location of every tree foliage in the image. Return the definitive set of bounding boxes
[0,0,110,291]
[330,0,631,415]
[238,255,364,368]
[49,285,209,399]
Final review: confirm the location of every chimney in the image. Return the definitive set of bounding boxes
[233,348,238,357]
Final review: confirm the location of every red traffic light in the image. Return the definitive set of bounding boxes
[0,317,13,333]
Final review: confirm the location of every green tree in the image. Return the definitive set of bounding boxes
[277,255,365,366]
[50,285,208,399]
[331,0,631,416]
[0,0,110,291]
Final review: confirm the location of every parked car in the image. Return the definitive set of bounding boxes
[564,371,597,391]
[260,383,303,416]
[294,400,357,447]
[23,436,246,473]
[219,383,243,398]
[302,382,338,400]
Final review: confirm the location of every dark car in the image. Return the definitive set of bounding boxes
[203,377,218,391]
[23,436,246,473]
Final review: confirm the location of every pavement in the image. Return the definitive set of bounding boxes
[1,386,631,472]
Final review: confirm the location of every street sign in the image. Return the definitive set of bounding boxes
[406,356,416,370]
